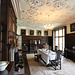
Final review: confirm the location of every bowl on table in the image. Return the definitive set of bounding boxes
[0,61,9,71]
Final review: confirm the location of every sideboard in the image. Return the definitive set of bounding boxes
[64,48,75,61]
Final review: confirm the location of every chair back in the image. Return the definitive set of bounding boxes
[56,50,61,60]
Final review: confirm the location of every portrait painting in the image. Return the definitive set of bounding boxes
[30,30,34,35]
[44,31,48,36]
[70,23,75,32]
[21,29,26,35]
[37,30,41,36]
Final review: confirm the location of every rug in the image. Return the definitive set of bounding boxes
[27,54,63,75]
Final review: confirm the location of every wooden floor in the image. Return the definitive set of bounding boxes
[19,53,75,75]
[23,53,31,75]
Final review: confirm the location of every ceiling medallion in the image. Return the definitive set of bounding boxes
[50,0,67,10]
[70,5,75,11]
[65,5,75,14]
[29,0,45,7]
[27,6,38,16]
[46,0,52,6]
[65,5,71,10]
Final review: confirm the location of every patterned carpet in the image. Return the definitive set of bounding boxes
[27,54,63,75]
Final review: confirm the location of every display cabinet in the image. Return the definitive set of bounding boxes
[22,36,53,52]
[16,35,22,50]
[29,40,41,52]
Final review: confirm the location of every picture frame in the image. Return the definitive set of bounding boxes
[30,30,34,35]
[44,30,48,36]
[37,30,41,36]
[21,29,26,35]
[70,23,75,32]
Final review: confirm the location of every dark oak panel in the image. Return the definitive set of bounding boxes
[64,48,75,62]
[1,0,9,61]
[65,33,75,49]
[22,36,52,45]
[1,0,17,60]
[22,36,53,52]
[0,0,1,60]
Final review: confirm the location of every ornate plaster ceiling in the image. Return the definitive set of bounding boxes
[17,0,75,30]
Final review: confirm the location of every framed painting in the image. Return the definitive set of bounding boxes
[70,23,75,32]
[44,30,48,36]
[30,30,34,35]
[37,30,41,36]
[21,29,26,35]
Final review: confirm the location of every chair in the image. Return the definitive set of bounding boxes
[50,50,61,70]
[34,50,41,61]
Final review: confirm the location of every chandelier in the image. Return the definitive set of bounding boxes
[44,24,54,30]
[44,15,54,30]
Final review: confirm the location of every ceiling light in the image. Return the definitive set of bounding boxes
[44,24,54,30]
[44,15,54,30]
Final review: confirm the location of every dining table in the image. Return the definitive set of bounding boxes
[37,49,56,65]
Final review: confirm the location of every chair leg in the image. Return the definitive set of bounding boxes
[55,63,56,70]
[60,62,61,70]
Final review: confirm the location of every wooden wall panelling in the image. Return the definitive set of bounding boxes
[7,0,17,60]
[1,0,17,60]
[66,33,75,49]
[22,36,53,51]
[7,0,17,44]
[0,23,1,60]
[48,36,53,49]
[1,0,9,60]
[0,0,1,60]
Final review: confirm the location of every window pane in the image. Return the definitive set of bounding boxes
[55,38,58,46]
[63,37,65,51]
[59,29,62,36]
[59,37,62,50]
[63,28,65,36]
[56,30,58,36]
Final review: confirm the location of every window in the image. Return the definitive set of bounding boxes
[53,27,65,51]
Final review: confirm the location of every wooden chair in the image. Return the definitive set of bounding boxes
[34,50,41,61]
[50,50,61,70]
